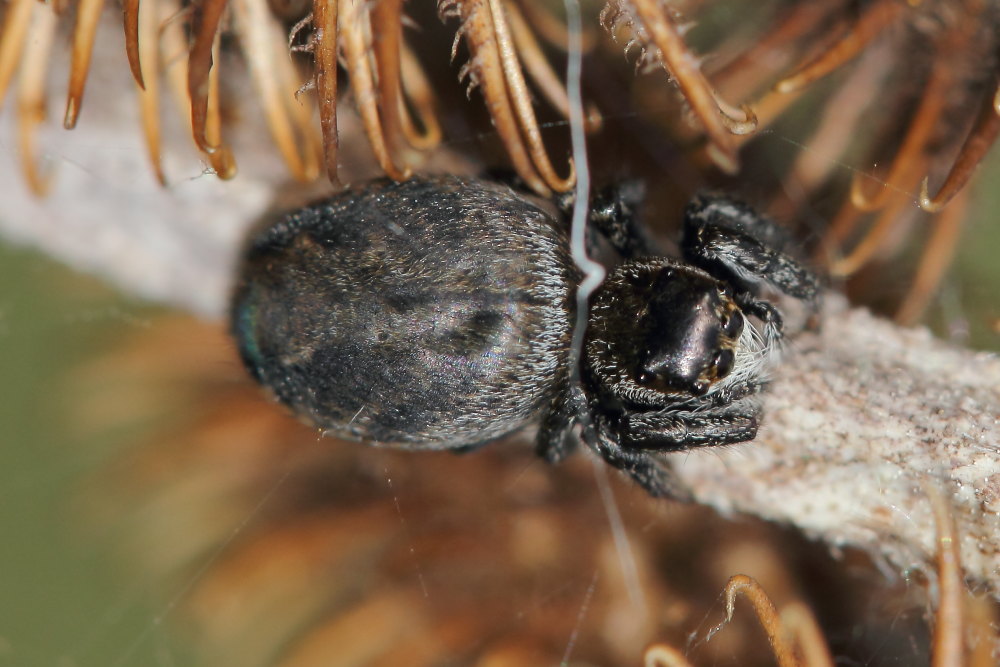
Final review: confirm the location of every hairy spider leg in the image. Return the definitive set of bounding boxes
[555,180,658,259]
[591,411,694,500]
[534,380,578,464]
[596,399,760,499]
[681,193,821,306]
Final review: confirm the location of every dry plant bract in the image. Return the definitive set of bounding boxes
[689,0,999,323]
[2,1,997,318]
[0,0,608,193]
[645,486,1000,666]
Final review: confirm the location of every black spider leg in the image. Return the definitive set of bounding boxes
[598,396,761,499]
[534,378,578,464]
[681,193,821,330]
[706,377,766,408]
[589,409,694,500]
[482,170,653,258]
[686,191,795,249]
[622,398,761,451]
[537,374,695,500]
[555,180,658,259]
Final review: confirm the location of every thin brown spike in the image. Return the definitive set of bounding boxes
[204,37,236,178]
[715,99,757,135]
[511,0,594,53]
[895,191,967,325]
[816,199,863,265]
[775,0,904,94]
[829,190,912,277]
[644,644,694,667]
[646,575,835,667]
[443,0,547,195]
[232,0,314,181]
[187,0,229,154]
[786,46,893,193]
[371,0,405,162]
[487,0,573,192]
[159,0,196,132]
[779,603,835,667]
[276,37,321,181]
[136,0,164,184]
[0,0,34,108]
[628,0,752,174]
[852,57,950,212]
[276,591,425,667]
[966,592,998,667]
[18,0,58,196]
[398,42,442,150]
[313,0,339,184]
[712,1,835,100]
[64,0,107,129]
[920,82,1000,212]
[925,485,966,667]
[365,611,492,665]
[123,0,145,89]
[734,85,804,147]
[340,0,410,181]
[506,0,601,132]
[722,575,799,667]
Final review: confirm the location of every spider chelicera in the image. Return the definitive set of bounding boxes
[231,175,819,498]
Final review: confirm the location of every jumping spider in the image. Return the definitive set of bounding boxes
[231,175,819,498]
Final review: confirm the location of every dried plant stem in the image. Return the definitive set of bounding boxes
[0,0,34,105]
[920,83,1000,213]
[16,0,57,195]
[677,296,1000,592]
[135,0,164,184]
[4,128,998,592]
[312,0,339,184]
[64,0,106,129]
[774,0,903,93]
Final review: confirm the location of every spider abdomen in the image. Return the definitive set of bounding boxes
[231,176,576,448]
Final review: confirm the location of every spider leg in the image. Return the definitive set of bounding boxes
[540,385,689,499]
[592,412,693,500]
[621,399,761,452]
[535,386,577,464]
[709,378,767,408]
[682,193,820,303]
[734,291,785,339]
[556,180,658,258]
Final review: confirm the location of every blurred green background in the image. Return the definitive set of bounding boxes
[945,154,1000,351]
[0,243,192,667]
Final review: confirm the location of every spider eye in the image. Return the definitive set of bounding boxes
[713,348,735,378]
